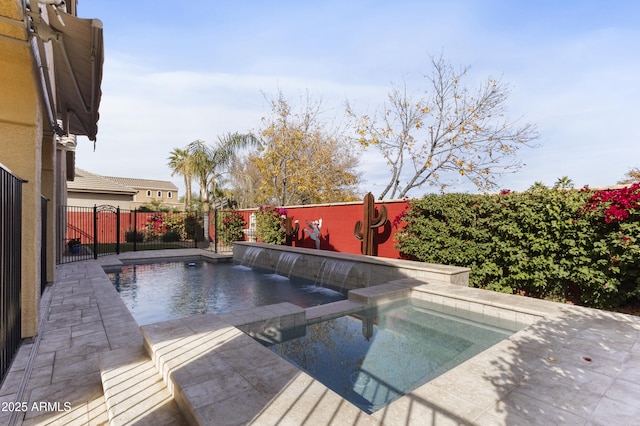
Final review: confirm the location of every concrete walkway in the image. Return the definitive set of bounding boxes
[0,249,223,425]
[1,249,640,425]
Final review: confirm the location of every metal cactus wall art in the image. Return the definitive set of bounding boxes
[354,192,388,256]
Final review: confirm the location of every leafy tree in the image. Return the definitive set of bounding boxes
[139,199,177,212]
[254,91,361,205]
[553,176,574,190]
[347,54,539,199]
[526,181,548,193]
[228,154,265,208]
[618,167,640,185]
[167,148,192,211]
[178,192,202,212]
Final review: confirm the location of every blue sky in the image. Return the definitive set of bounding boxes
[75,0,640,198]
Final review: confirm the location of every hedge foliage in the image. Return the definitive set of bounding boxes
[218,211,246,245]
[395,183,640,308]
[255,206,286,245]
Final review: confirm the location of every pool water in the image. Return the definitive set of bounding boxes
[107,261,346,325]
[262,299,523,414]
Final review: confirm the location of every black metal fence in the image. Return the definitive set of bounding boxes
[58,206,208,264]
[41,197,47,294]
[1,166,24,383]
[213,209,253,253]
[57,207,255,264]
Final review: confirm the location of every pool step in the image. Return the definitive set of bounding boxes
[99,346,186,425]
[139,312,371,425]
[348,280,413,306]
[306,299,367,324]
[140,312,303,425]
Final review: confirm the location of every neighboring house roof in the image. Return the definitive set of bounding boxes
[68,168,137,195]
[103,176,178,191]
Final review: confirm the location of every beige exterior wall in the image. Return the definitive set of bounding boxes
[2,0,102,338]
[42,132,56,285]
[132,187,182,210]
[0,28,44,336]
[133,188,176,203]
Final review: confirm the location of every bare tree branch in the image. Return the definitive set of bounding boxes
[348,54,539,199]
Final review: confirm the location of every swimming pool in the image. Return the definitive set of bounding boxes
[261,298,524,413]
[107,261,346,325]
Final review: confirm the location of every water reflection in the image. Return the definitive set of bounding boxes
[264,300,519,414]
[107,261,346,326]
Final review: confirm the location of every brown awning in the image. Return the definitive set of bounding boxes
[47,5,103,141]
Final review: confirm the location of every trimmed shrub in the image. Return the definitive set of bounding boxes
[219,211,246,245]
[161,229,181,242]
[395,184,640,309]
[255,206,286,245]
[125,229,144,243]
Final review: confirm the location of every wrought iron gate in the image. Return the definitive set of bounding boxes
[1,166,24,382]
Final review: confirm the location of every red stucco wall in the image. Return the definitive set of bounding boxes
[239,199,410,259]
[66,199,411,259]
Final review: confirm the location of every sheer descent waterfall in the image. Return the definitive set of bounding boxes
[275,252,302,278]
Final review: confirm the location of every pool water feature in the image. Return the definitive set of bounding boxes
[233,242,472,289]
[260,298,524,414]
[274,252,302,277]
[108,261,346,325]
[315,258,355,291]
[241,246,264,268]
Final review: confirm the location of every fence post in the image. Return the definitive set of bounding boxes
[213,209,218,253]
[93,204,98,259]
[116,207,121,254]
[194,213,198,248]
[41,197,48,294]
[133,209,137,252]
[93,205,98,259]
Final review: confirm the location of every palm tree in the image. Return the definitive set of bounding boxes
[186,133,259,242]
[186,139,213,210]
[210,132,260,204]
[167,148,192,210]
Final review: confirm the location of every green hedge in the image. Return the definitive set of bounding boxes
[256,206,286,245]
[395,183,640,308]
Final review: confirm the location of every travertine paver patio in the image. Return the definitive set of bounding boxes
[1,249,640,425]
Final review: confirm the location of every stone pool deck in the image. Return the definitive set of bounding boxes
[1,249,640,425]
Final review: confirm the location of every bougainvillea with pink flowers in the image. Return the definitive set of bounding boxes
[583,182,640,223]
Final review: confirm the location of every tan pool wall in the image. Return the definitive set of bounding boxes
[233,242,470,290]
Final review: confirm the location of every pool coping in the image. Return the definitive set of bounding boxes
[136,272,640,425]
[123,251,640,424]
[2,249,640,425]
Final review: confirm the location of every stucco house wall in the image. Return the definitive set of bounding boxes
[0,0,103,338]
[105,176,182,210]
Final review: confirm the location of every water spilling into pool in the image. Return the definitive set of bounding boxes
[260,299,523,414]
[274,252,302,277]
[241,246,265,267]
[108,261,346,325]
[315,258,356,291]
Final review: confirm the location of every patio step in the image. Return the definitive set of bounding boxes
[99,346,186,425]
